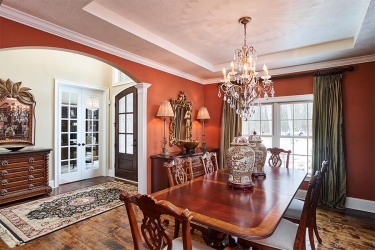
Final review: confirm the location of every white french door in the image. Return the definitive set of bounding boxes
[58,85,103,184]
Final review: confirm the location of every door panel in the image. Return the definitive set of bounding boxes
[58,86,103,184]
[115,87,138,181]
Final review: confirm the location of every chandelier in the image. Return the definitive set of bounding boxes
[10,103,29,123]
[218,17,275,121]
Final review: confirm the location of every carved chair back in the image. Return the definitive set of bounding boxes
[292,170,321,249]
[267,147,292,168]
[200,152,218,175]
[164,157,194,187]
[120,192,193,250]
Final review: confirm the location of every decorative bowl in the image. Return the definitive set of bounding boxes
[1,144,29,152]
[178,140,199,154]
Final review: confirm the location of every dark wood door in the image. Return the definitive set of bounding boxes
[115,87,138,181]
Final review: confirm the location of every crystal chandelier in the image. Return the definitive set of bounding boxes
[218,17,275,121]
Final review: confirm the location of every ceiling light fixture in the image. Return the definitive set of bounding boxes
[218,17,275,121]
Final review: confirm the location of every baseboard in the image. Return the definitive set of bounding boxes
[108,169,114,177]
[294,189,375,213]
[345,197,375,213]
[49,180,55,188]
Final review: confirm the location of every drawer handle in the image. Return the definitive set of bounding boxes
[29,175,34,181]
[1,180,7,186]
[28,184,34,190]
[1,189,7,196]
[1,170,8,176]
[1,161,8,166]
[29,158,34,163]
[29,166,34,172]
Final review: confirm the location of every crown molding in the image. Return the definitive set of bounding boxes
[0,5,204,84]
[1,5,374,86]
[202,54,375,84]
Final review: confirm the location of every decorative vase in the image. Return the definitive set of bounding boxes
[226,134,255,190]
[248,131,267,177]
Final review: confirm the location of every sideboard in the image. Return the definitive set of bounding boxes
[0,147,52,205]
[150,147,219,193]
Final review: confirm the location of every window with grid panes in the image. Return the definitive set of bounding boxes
[241,95,313,174]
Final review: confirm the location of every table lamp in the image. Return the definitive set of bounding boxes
[156,100,174,156]
[197,107,210,151]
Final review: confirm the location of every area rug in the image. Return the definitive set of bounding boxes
[0,181,137,248]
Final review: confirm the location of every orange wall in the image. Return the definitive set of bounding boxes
[1,18,374,201]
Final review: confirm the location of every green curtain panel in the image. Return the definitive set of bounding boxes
[312,74,346,208]
[219,101,242,168]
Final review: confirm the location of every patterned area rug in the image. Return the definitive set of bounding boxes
[0,181,137,248]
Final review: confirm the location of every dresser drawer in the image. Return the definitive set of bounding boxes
[0,164,45,179]
[1,181,45,196]
[1,156,45,168]
[1,173,45,187]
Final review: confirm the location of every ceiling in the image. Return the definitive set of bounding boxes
[1,0,374,84]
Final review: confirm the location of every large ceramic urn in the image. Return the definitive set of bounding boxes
[248,131,267,177]
[226,134,255,190]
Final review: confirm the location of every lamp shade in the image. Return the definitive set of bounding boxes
[156,100,174,117]
[197,107,210,120]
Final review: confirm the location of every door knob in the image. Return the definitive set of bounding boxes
[78,143,81,146]
[82,143,85,146]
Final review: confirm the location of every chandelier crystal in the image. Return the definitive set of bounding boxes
[218,17,275,121]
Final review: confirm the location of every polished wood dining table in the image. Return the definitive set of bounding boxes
[151,166,307,243]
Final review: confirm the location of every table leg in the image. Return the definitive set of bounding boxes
[202,228,248,249]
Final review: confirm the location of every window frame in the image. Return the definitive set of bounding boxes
[242,94,313,175]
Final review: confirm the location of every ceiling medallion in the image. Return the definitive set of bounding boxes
[218,17,275,121]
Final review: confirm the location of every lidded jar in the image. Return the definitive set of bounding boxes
[248,131,267,177]
[226,133,255,190]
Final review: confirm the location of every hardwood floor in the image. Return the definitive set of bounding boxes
[0,177,374,249]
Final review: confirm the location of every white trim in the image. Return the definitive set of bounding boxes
[0,5,203,84]
[345,197,375,214]
[134,83,151,194]
[1,5,374,85]
[294,189,375,213]
[54,79,109,188]
[260,94,313,104]
[49,180,55,188]
[202,54,375,84]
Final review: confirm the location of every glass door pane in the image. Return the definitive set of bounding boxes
[85,96,100,171]
[60,91,79,175]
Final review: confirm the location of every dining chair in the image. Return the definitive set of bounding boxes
[200,152,218,175]
[283,160,329,250]
[119,192,212,250]
[164,157,206,238]
[267,147,292,168]
[237,170,322,250]
[164,157,194,187]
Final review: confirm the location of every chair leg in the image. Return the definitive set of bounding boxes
[314,222,322,243]
[312,213,322,243]
[174,218,180,239]
[308,224,316,250]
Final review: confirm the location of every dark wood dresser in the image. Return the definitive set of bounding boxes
[0,147,52,205]
[150,147,219,193]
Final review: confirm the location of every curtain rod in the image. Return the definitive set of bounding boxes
[271,66,354,80]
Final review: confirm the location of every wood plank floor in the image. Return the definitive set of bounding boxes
[0,177,374,249]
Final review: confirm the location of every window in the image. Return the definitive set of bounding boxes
[112,68,134,86]
[242,95,313,174]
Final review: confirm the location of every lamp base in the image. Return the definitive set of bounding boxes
[159,147,170,157]
[201,142,207,152]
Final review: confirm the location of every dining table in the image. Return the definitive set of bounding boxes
[151,166,307,248]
